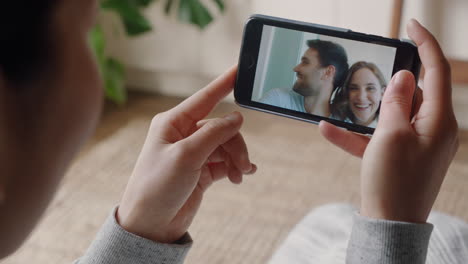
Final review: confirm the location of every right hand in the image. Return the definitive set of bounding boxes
[117,67,256,244]
[319,19,459,223]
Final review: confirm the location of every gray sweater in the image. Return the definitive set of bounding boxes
[75,207,433,264]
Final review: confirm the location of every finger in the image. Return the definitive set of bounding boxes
[411,86,423,121]
[207,146,258,174]
[171,65,237,121]
[407,19,452,111]
[207,146,227,163]
[196,114,253,173]
[185,118,227,139]
[378,70,416,131]
[244,163,257,175]
[198,163,228,192]
[197,119,212,128]
[180,112,243,166]
[208,161,256,182]
[207,146,257,175]
[221,133,252,173]
[223,152,243,184]
[198,162,255,192]
[228,164,243,184]
[319,121,370,158]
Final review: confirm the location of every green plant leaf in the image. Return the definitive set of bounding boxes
[89,26,106,66]
[212,0,225,12]
[179,0,213,29]
[103,58,127,105]
[102,0,153,36]
[178,0,191,22]
[93,0,226,104]
[89,26,127,104]
[133,0,155,7]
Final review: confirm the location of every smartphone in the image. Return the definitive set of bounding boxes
[235,14,421,135]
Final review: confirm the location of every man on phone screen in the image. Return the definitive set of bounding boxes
[260,40,348,117]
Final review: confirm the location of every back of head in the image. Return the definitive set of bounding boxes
[0,1,58,85]
[307,39,349,89]
[0,0,59,259]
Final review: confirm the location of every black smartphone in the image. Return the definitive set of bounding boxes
[235,14,421,135]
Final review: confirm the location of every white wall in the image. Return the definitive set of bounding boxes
[401,0,468,60]
[101,0,468,96]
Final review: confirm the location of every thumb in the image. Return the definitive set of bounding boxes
[180,112,243,166]
[378,70,416,130]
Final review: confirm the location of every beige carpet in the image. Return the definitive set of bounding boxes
[5,93,468,264]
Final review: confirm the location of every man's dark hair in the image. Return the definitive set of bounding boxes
[0,1,58,84]
[307,39,349,89]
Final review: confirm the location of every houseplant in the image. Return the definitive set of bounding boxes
[90,0,226,104]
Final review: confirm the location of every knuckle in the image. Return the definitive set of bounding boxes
[441,58,452,74]
[150,112,167,126]
[447,118,459,146]
[204,118,231,132]
[441,116,458,138]
[383,95,411,109]
[429,117,459,151]
[432,57,452,77]
[169,143,192,164]
[454,136,460,153]
[452,134,460,151]
[149,112,172,132]
[450,118,459,135]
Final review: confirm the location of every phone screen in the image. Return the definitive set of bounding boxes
[251,25,398,129]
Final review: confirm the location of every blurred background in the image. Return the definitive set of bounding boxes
[101,0,468,126]
[5,1,468,263]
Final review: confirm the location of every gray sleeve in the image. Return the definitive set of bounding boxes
[75,207,192,264]
[346,213,433,264]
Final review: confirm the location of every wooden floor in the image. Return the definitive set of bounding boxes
[4,92,468,264]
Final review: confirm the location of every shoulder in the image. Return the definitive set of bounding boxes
[260,88,292,104]
[260,88,305,112]
[265,88,292,98]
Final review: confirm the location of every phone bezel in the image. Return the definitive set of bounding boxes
[235,14,421,135]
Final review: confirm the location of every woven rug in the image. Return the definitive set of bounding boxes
[5,93,468,264]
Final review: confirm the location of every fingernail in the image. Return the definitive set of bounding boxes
[391,71,409,90]
[394,71,405,86]
[241,153,251,168]
[409,18,421,28]
[224,112,240,122]
[245,164,257,175]
[242,160,253,173]
[396,71,412,86]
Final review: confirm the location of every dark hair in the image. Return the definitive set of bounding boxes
[330,61,387,122]
[307,39,349,89]
[0,1,58,84]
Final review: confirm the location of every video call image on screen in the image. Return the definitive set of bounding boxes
[252,25,397,128]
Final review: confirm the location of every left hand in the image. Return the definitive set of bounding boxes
[318,20,459,223]
[117,66,256,243]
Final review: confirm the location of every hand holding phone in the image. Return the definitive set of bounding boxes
[235,15,421,135]
[321,19,459,223]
